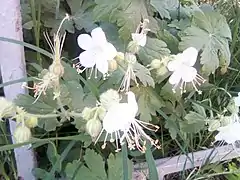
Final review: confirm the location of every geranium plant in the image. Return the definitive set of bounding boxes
[1,0,240,179]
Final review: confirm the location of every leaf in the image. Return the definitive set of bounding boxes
[192,102,206,118]
[93,0,149,41]
[180,111,206,133]
[145,142,158,180]
[179,11,232,75]
[108,152,133,180]
[138,37,171,65]
[160,81,181,103]
[134,63,155,88]
[65,149,107,180]
[47,143,61,173]
[164,114,179,139]
[14,94,61,131]
[67,0,97,32]
[157,29,179,54]
[150,0,179,19]
[63,80,85,112]
[132,86,165,122]
[32,168,48,179]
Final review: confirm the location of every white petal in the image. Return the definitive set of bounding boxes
[77,34,94,50]
[79,50,96,68]
[102,42,117,60]
[103,103,132,133]
[91,27,107,46]
[132,33,147,46]
[182,47,198,67]
[167,59,182,71]
[169,70,182,85]
[96,56,109,74]
[127,91,138,116]
[234,93,240,106]
[181,66,197,82]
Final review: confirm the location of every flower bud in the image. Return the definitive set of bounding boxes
[115,52,124,62]
[86,118,102,138]
[208,120,220,132]
[127,41,139,54]
[100,89,121,110]
[108,59,118,72]
[25,116,38,128]
[125,52,137,64]
[0,97,16,118]
[82,107,94,121]
[156,66,168,76]
[97,107,106,121]
[49,62,65,78]
[150,59,161,69]
[14,125,31,143]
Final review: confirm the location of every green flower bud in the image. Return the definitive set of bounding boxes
[208,120,220,132]
[82,107,94,121]
[150,59,161,69]
[86,118,102,138]
[127,41,139,54]
[25,116,38,128]
[100,89,121,110]
[108,59,118,72]
[0,97,16,118]
[97,107,106,121]
[115,52,125,62]
[14,125,31,143]
[125,52,137,64]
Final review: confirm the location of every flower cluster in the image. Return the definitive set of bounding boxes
[213,93,240,149]
[93,89,160,152]
[167,47,206,94]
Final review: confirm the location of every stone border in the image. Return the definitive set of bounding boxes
[134,145,239,180]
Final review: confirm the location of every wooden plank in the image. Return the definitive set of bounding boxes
[133,145,239,180]
[0,0,36,179]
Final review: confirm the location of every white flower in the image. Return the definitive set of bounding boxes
[131,19,150,47]
[75,27,117,79]
[167,47,206,94]
[234,92,240,107]
[95,91,160,152]
[215,122,240,145]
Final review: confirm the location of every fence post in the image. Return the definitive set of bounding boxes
[0,0,36,179]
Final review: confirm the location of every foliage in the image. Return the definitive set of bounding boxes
[2,0,240,179]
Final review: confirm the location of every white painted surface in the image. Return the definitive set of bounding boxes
[134,145,240,180]
[0,0,36,179]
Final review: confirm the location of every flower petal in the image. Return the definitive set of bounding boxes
[182,47,198,67]
[167,58,182,72]
[91,27,107,46]
[169,69,182,85]
[79,50,96,68]
[181,66,197,82]
[96,55,109,74]
[131,33,147,46]
[102,42,117,60]
[77,34,94,50]
[234,93,240,107]
[127,91,138,117]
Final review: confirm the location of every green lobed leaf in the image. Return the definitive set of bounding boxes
[164,114,179,139]
[134,62,155,88]
[138,37,171,65]
[65,149,107,180]
[179,11,232,75]
[93,0,149,41]
[108,152,133,180]
[150,0,179,19]
[14,94,61,131]
[132,86,165,122]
